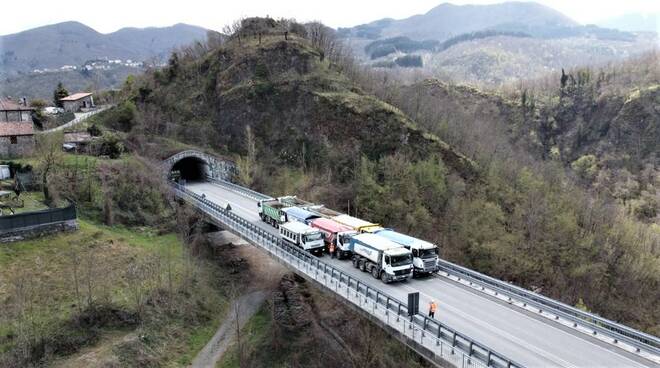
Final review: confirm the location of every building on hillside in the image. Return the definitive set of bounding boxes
[0,98,35,158]
[60,92,94,113]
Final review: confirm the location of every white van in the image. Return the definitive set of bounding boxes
[279,221,325,255]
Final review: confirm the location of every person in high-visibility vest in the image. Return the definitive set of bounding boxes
[429,300,437,318]
[329,240,336,258]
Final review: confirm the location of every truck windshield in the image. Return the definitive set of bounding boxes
[390,254,412,267]
[420,248,438,258]
[304,232,323,242]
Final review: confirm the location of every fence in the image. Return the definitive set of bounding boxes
[173,183,523,368]
[0,204,77,231]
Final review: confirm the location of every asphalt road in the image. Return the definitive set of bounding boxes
[187,181,656,368]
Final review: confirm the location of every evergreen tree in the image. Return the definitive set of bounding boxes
[53,82,69,107]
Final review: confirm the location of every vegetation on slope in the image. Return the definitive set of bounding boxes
[116,17,657,336]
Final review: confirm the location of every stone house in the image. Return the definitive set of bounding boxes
[0,98,35,158]
[61,92,94,112]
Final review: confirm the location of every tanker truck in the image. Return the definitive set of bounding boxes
[375,229,439,276]
[349,233,413,283]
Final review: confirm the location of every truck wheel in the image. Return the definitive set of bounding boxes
[371,267,380,279]
[352,257,359,268]
[359,260,366,272]
[381,272,389,284]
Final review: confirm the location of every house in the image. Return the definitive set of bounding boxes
[0,98,35,158]
[60,92,94,113]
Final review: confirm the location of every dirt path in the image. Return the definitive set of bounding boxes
[190,290,268,368]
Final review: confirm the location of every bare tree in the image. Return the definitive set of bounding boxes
[35,132,64,206]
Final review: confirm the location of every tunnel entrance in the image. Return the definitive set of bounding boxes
[170,156,208,182]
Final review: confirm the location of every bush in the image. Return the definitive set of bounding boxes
[98,133,125,159]
[87,124,102,137]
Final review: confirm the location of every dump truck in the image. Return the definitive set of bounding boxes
[349,233,413,283]
[257,199,289,228]
[279,221,325,255]
[282,206,321,225]
[332,214,383,233]
[310,218,358,259]
[307,205,343,219]
[375,229,439,276]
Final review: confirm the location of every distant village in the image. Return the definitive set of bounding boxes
[31,57,151,74]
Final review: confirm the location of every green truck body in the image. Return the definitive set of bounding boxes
[258,199,289,227]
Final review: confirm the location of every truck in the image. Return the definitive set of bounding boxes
[279,221,325,255]
[257,199,289,228]
[374,229,439,276]
[332,214,383,233]
[310,218,358,259]
[307,205,342,219]
[349,233,413,283]
[282,206,321,225]
[278,195,315,208]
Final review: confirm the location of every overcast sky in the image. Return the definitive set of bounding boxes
[2,0,659,35]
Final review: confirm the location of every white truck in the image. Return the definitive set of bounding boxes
[375,229,439,276]
[279,221,325,255]
[349,233,413,283]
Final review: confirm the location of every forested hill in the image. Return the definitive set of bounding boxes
[0,21,208,75]
[117,18,658,335]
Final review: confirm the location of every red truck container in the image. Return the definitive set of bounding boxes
[310,218,358,259]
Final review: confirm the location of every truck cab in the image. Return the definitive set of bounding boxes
[310,217,358,259]
[349,233,413,283]
[279,221,325,255]
[375,229,439,276]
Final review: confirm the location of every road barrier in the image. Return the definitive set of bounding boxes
[172,183,523,368]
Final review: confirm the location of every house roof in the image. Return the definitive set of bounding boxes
[60,92,93,101]
[0,122,34,137]
[0,98,34,111]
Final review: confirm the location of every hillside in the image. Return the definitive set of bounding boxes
[112,18,660,336]
[338,1,657,87]
[339,1,577,41]
[0,21,207,76]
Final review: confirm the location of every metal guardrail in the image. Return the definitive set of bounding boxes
[172,183,523,368]
[205,177,272,201]
[203,179,660,362]
[42,105,113,133]
[437,260,660,357]
[0,204,77,231]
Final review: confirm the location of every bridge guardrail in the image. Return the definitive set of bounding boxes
[203,179,660,361]
[437,260,660,357]
[172,183,523,368]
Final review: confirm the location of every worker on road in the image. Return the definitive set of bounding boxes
[429,300,437,318]
[329,241,336,259]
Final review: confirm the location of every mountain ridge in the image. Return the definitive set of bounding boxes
[0,21,208,75]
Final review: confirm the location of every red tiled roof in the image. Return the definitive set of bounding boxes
[0,122,34,137]
[60,92,93,101]
[0,98,34,111]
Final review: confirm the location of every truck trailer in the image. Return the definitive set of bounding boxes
[282,206,321,225]
[279,221,325,255]
[310,218,357,259]
[332,214,383,233]
[258,199,289,228]
[349,233,413,283]
[375,229,439,276]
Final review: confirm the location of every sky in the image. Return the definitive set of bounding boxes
[1,0,659,35]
